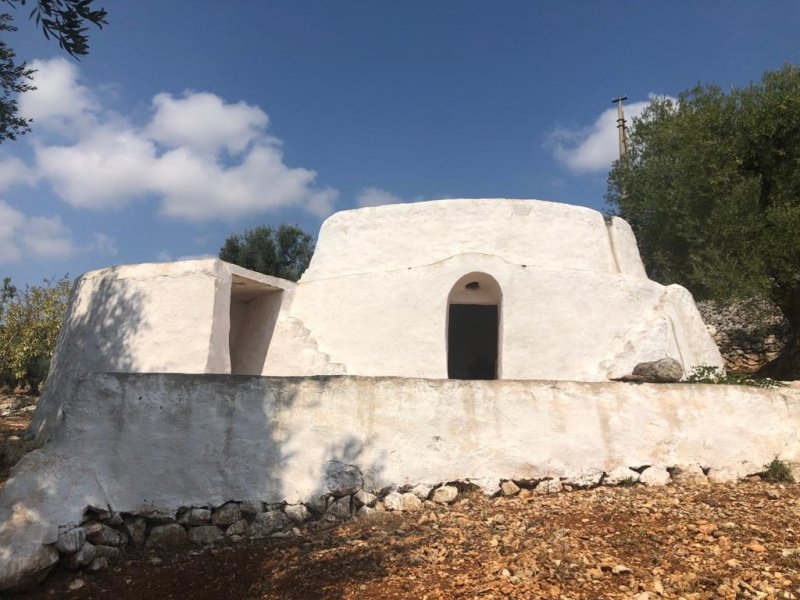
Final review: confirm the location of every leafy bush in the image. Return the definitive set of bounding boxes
[684,365,786,388]
[762,457,794,483]
[0,275,72,391]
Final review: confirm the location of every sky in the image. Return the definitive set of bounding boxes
[1,0,799,285]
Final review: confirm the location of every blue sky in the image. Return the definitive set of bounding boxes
[1,0,799,285]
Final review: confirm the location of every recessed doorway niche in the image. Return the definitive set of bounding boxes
[447,272,502,380]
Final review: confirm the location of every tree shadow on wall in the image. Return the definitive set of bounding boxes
[28,274,147,441]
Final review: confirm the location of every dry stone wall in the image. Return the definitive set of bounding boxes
[697,300,790,373]
[49,465,752,580]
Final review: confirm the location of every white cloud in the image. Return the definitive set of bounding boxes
[356,187,404,207]
[547,95,672,174]
[88,233,118,257]
[21,216,76,258]
[19,58,98,133]
[148,92,269,156]
[0,157,38,190]
[0,203,77,262]
[12,58,338,221]
[0,201,25,262]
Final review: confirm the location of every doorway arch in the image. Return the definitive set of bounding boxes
[446,272,502,380]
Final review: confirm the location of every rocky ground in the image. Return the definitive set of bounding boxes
[3,395,800,600]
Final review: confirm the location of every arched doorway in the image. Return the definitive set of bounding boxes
[447,272,502,380]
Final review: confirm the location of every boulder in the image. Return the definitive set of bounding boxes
[284,504,309,523]
[62,542,96,570]
[188,525,223,545]
[631,358,684,383]
[431,485,459,504]
[123,517,147,547]
[382,492,404,511]
[178,508,211,526]
[672,464,709,486]
[324,461,363,496]
[211,503,242,526]
[325,497,352,520]
[604,466,640,485]
[536,479,563,494]
[55,526,86,554]
[500,481,520,496]
[353,490,377,507]
[640,466,671,487]
[146,524,188,547]
[86,523,128,547]
[250,511,289,538]
[93,545,120,561]
[707,468,739,484]
[226,519,250,537]
[400,493,422,511]
[410,484,433,500]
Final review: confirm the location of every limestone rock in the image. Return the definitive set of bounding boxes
[62,542,96,569]
[431,485,459,504]
[672,464,709,486]
[632,358,684,383]
[707,468,739,484]
[226,519,250,537]
[55,527,86,554]
[325,497,352,520]
[123,517,147,547]
[93,545,120,561]
[0,542,59,593]
[564,473,603,489]
[354,490,377,506]
[240,501,264,518]
[400,492,422,511]
[146,524,188,547]
[604,466,640,485]
[501,480,520,496]
[383,492,404,511]
[410,484,433,500]
[640,466,671,486]
[324,461,363,496]
[211,503,242,526]
[86,523,128,547]
[188,525,223,545]
[103,512,123,527]
[251,511,290,538]
[178,508,212,526]
[536,479,563,494]
[357,505,378,519]
[284,504,309,523]
[88,557,109,572]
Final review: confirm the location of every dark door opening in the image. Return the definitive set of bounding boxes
[447,304,498,380]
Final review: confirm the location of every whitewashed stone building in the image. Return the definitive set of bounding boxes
[31,198,722,439]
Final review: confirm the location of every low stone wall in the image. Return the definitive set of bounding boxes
[698,300,790,373]
[3,373,800,591]
[47,464,729,577]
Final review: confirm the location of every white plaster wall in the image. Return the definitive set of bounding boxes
[288,253,723,380]
[30,259,294,440]
[607,217,648,279]
[6,374,800,530]
[304,199,629,280]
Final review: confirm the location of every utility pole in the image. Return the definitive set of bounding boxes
[611,96,628,159]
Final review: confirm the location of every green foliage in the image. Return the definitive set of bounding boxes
[219,224,315,282]
[684,365,786,388]
[762,457,794,483]
[606,65,800,378]
[0,0,106,142]
[0,275,72,390]
[618,476,638,487]
[0,13,34,142]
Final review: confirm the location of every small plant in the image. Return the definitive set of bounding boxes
[618,476,638,487]
[684,365,786,388]
[762,457,794,483]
